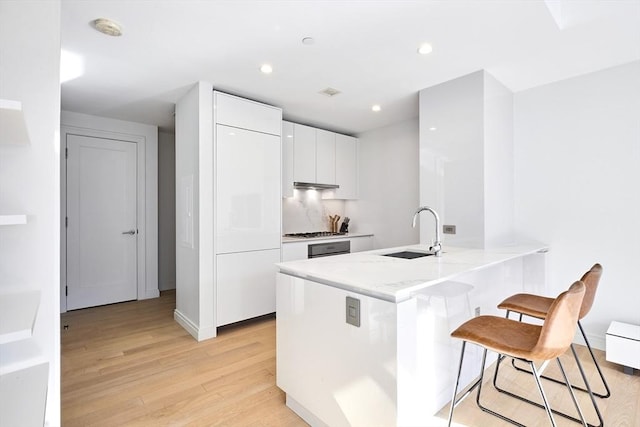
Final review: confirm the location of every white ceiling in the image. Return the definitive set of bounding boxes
[60,0,640,135]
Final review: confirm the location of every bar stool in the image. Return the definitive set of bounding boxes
[494,264,606,427]
[447,281,587,427]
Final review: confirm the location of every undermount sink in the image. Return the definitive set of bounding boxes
[382,250,435,259]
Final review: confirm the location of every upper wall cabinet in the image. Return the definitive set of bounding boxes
[315,129,335,185]
[283,121,358,199]
[335,134,358,200]
[292,123,316,183]
[216,93,282,136]
[282,121,295,198]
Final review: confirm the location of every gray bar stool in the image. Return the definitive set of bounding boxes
[447,281,588,427]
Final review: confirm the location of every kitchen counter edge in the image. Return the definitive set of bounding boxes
[277,242,548,303]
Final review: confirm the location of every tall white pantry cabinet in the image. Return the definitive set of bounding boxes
[214,92,282,327]
[174,84,282,341]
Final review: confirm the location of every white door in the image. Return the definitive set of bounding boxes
[66,134,137,310]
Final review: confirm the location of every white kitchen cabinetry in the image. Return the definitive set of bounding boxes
[335,134,358,199]
[282,121,294,198]
[213,92,282,328]
[349,235,372,253]
[216,125,281,253]
[292,123,316,183]
[216,249,280,326]
[315,129,335,185]
[282,241,309,262]
[285,121,358,199]
[216,92,282,136]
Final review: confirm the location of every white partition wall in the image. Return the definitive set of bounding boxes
[174,82,216,341]
[0,1,61,424]
[418,71,514,250]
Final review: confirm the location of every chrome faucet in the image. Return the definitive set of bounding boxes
[412,206,442,257]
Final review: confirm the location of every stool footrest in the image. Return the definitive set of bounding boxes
[494,346,603,427]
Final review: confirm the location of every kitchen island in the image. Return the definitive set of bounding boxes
[276,243,547,427]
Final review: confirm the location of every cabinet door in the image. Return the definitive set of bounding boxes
[335,134,358,199]
[216,249,280,326]
[282,121,294,198]
[215,92,282,136]
[282,241,308,261]
[316,129,335,185]
[293,123,316,183]
[350,236,373,253]
[216,125,281,253]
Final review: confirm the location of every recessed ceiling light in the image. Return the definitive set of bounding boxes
[302,37,315,45]
[92,18,122,37]
[418,43,433,55]
[260,64,273,74]
[429,127,437,131]
[372,105,381,112]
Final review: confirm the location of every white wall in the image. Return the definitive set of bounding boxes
[174,81,215,341]
[60,111,159,309]
[158,131,176,290]
[0,1,61,424]
[350,117,420,249]
[514,61,640,349]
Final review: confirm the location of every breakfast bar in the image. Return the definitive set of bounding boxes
[276,243,548,427]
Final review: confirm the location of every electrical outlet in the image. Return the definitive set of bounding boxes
[346,296,361,327]
[443,225,456,234]
[474,307,481,317]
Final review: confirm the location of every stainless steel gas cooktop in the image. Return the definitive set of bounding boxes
[283,231,346,239]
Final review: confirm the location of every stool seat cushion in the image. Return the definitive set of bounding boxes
[452,281,585,361]
[451,315,542,360]
[498,294,554,319]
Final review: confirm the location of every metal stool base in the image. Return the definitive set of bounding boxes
[447,342,588,427]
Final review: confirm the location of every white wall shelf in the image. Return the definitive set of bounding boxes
[0,290,40,344]
[0,214,27,226]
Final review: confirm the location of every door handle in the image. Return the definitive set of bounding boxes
[122,230,136,235]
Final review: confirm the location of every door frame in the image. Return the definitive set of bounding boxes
[60,120,158,313]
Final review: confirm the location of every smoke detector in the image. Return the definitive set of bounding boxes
[319,87,341,97]
[92,18,123,37]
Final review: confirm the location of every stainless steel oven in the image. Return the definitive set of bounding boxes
[308,240,350,258]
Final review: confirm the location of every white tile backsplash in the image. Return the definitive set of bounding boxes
[283,189,346,233]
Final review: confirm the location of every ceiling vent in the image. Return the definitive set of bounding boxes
[319,87,341,97]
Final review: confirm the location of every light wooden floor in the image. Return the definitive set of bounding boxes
[62,291,640,426]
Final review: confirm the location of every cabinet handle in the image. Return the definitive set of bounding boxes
[121,230,136,235]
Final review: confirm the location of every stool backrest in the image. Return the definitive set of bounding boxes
[578,263,603,320]
[532,281,586,360]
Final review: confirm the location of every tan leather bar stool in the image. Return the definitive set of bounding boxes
[494,264,606,427]
[447,281,587,427]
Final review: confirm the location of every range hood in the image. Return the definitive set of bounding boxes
[293,182,340,190]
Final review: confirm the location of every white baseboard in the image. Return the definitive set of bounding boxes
[574,331,605,351]
[173,309,216,341]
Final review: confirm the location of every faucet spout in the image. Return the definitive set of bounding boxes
[412,206,442,257]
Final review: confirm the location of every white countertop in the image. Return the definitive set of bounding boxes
[277,242,548,302]
[282,232,374,243]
